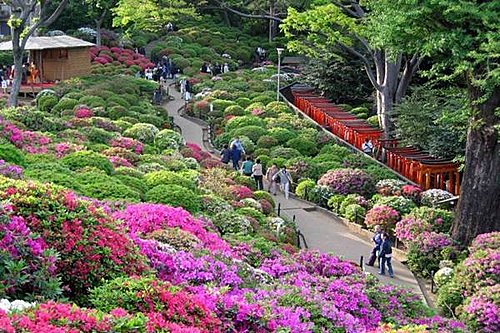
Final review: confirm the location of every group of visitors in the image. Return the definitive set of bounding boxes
[367,225,394,278]
[200,62,230,75]
[0,62,41,94]
[220,137,293,199]
[142,56,179,82]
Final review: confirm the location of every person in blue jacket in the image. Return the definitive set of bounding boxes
[367,225,382,266]
[378,232,394,278]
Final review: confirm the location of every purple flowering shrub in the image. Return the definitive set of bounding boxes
[469,232,500,253]
[0,205,61,300]
[318,168,375,197]
[0,160,23,179]
[461,285,499,333]
[407,232,455,278]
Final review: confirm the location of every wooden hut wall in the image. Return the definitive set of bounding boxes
[39,47,91,81]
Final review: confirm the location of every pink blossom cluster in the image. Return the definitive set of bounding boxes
[109,136,144,154]
[90,46,154,69]
[395,217,431,241]
[74,106,94,118]
[0,118,51,154]
[54,142,85,158]
[364,204,400,230]
[229,185,254,200]
[108,155,133,168]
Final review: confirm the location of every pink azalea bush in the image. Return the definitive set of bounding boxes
[109,136,144,154]
[54,142,85,158]
[318,168,375,196]
[365,205,400,231]
[74,105,94,118]
[0,118,52,154]
[229,185,254,200]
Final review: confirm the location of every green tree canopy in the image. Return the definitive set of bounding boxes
[113,0,198,32]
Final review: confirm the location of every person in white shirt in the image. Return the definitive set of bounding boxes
[252,159,264,190]
[362,138,374,156]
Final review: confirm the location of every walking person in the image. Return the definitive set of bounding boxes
[367,225,383,267]
[252,159,264,190]
[266,163,279,195]
[362,138,374,156]
[274,166,292,199]
[378,233,394,278]
[241,157,254,176]
[230,143,242,170]
[220,144,231,164]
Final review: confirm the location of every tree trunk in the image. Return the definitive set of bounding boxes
[95,10,107,47]
[8,30,23,107]
[373,53,400,136]
[451,86,500,246]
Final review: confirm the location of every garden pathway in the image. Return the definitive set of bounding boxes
[162,81,425,301]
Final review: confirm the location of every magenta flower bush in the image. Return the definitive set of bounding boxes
[395,217,431,241]
[113,203,232,253]
[461,285,499,333]
[318,168,375,196]
[364,205,400,231]
[469,232,500,253]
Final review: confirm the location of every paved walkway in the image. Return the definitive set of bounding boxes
[162,81,424,299]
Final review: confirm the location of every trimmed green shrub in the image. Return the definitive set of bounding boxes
[78,95,106,108]
[367,115,380,128]
[138,114,164,128]
[37,95,59,112]
[256,136,278,149]
[123,123,160,144]
[115,166,145,178]
[286,137,318,156]
[107,95,131,109]
[327,194,346,214]
[0,143,25,166]
[230,125,267,143]
[144,170,195,190]
[270,147,302,159]
[223,105,247,117]
[268,127,296,144]
[225,116,265,133]
[295,179,316,199]
[81,180,141,201]
[86,127,117,144]
[155,129,184,150]
[236,97,252,108]
[145,184,200,213]
[61,151,114,175]
[344,204,366,224]
[52,98,79,114]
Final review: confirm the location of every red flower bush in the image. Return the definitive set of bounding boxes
[0,179,148,301]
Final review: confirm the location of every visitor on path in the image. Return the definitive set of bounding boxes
[367,225,383,267]
[223,63,230,73]
[231,143,242,170]
[230,137,245,155]
[362,138,374,156]
[241,157,254,176]
[184,80,192,101]
[274,166,292,199]
[379,233,394,278]
[252,159,264,190]
[220,144,231,164]
[266,164,279,195]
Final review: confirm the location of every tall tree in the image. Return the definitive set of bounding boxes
[7,0,68,107]
[281,1,422,135]
[86,0,116,46]
[113,0,197,33]
[366,0,499,246]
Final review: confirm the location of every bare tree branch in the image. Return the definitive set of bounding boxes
[215,1,283,22]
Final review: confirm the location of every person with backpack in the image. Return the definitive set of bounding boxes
[241,157,254,177]
[378,232,394,278]
[362,138,373,156]
[252,159,264,190]
[220,144,231,164]
[367,225,383,267]
[274,166,293,199]
[266,164,278,195]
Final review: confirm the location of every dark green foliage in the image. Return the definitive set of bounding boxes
[0,144,25,166]
[37,95,59,112]
[62,151,114,175]
[286,137,318,156]
[145,184,200,213]
[393,87,468,159]
[230,126,267,144]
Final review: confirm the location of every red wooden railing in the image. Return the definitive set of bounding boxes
[287,86,460,195]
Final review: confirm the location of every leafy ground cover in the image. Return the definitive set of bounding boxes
[0,27,494,331]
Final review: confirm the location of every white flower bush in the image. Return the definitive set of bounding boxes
[421,189,454,206]
[0,299,36,313]
[241,198,262,211]
[434,267,454,287]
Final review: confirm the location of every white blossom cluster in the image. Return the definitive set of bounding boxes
[0,299,36,313]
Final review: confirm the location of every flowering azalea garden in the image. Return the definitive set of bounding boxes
[0,1,498,332]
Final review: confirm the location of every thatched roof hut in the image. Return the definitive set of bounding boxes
[0,35,94,82]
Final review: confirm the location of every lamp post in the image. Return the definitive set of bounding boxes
[276,47,284,101]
